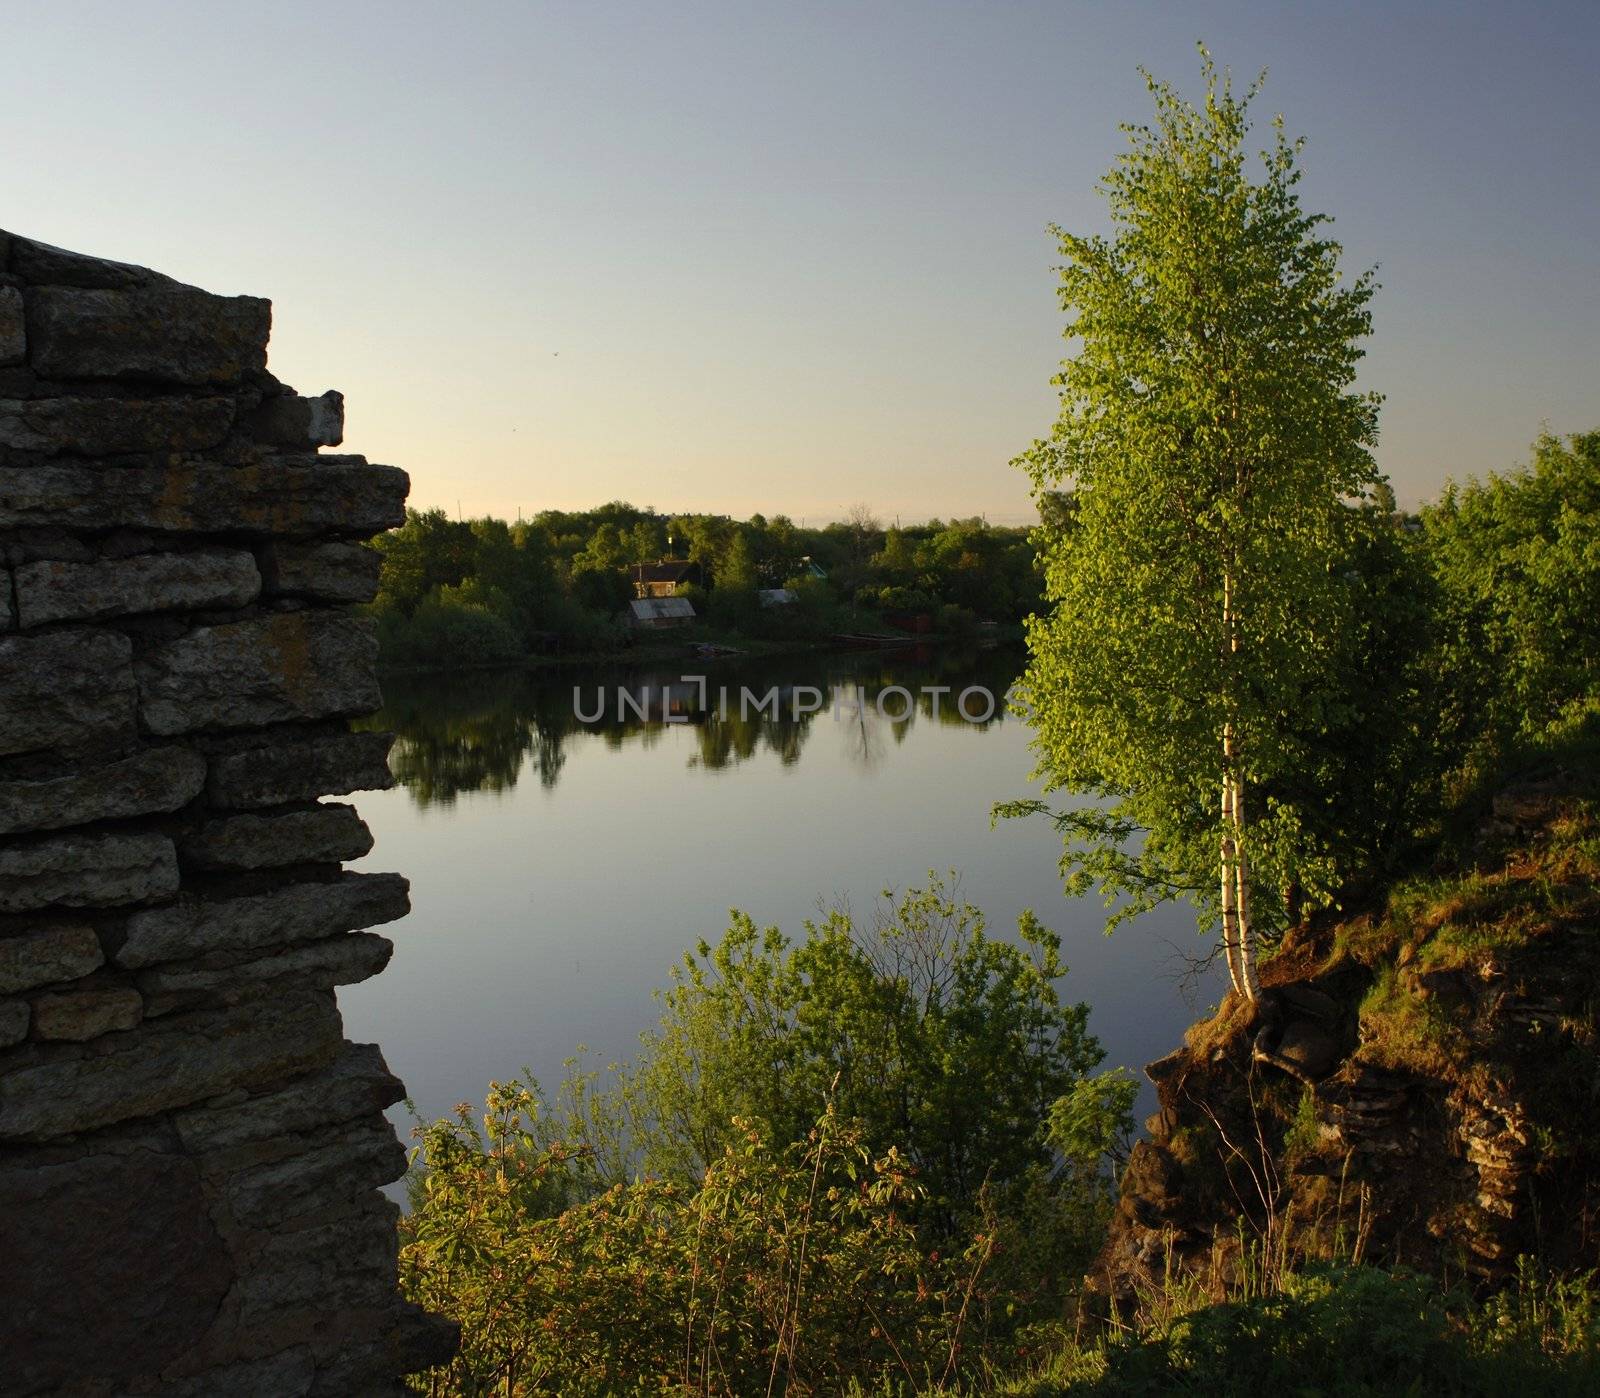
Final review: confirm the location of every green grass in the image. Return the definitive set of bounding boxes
[842,1260,1600,1397]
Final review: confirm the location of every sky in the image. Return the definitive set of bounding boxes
[5,1,1596,524]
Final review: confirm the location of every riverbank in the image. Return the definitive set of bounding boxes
[375,621,1022,677]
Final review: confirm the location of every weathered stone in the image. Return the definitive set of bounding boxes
[314,1309,461,1397]
[0,989,343,1139]
[1275,1020,1341,1078]
[237,1197,401,1321]
[178,802,373,871]
[117,871,409,969]
[0,924,104,993]
[137,612,381,735]
[32,987,143,1041]
[140,933,393,1014]
[14,547,259,628]
[227,1119,406,1227]
[175,1042,403,1152]
[0,744,205,835]
[0,232,437,1391]
[0,1147,233,1394]
[6,233,170,289]
[0,394,234,455]
[0,457,409,536]
[0,831,178,913]
[0,628,136,756]
[26,284,270,385]
[245,388,344,448]
[0,285,24,365]
[0,526,95,566]
[207,730,395,808]
[160,1349,317,1398]
[260,539,382,603]
[0,999,28,1046]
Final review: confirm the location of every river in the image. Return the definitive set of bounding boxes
[340,644,1222,1155]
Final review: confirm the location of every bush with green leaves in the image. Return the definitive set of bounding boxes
[992,1261,1600,1396]
[399,878,1140,1392]
[376,580,524,670]
[586,876,1121,1227]
[403,1090,1023,1396]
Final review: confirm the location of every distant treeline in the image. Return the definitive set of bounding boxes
[368,501,1042,668]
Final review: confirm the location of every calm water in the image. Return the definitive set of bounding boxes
[341,646,1221,1149]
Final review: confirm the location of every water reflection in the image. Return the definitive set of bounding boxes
[368,645,1025,807]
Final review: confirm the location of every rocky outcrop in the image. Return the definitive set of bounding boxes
[0,232,450,1394]
[1090,770,1600,1309]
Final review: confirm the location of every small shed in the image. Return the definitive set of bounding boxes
[627,597,696,630]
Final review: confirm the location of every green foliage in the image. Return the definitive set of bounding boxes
[1045,1069,1137,1181]
[1422,430,1600,753]
[990,1262,1600,1396]
[603,876,1112,1224]
[400,878,1140,1392]
[368,501,1043,669]
[376,580,523,670]
[404,1089,1029,1395]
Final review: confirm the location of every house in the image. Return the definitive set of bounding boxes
[758,588,798,608]
[628,559,701,599]
[627,597,696,630]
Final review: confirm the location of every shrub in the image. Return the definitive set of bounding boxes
[378,582,523,669]
[402,1091,1012,1395]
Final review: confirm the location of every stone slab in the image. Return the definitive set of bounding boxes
[0,395,234,456]
[206,730,395,809]
[140,934,393,1016]
[0,1148,232,1393]
[0,924,104,994]
[177,802,373,870]
[116,871,409,969]
[32,988,143,1042]
[0,745,205,835]
[259,539,382,603]
[0,999,28,1047]
[6,234,171,290]
[174,1042,403,1152]
[14,547,259,627]
[26,284,270,385]
[236,1198,400,1321]
[0,458,409,537]
[226,1119,406,1227]
[245,389,344,449]
[0,831,178,913]
[0,286,24,365]
[0,629,136,756]
[0,989,342,1141]
[136,612,381,735]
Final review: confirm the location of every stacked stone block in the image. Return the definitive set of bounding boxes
[0,232,451,1394]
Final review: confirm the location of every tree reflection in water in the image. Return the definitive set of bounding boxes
[363,645,1025,808]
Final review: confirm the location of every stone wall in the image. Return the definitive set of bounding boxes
[0,232,452,1394]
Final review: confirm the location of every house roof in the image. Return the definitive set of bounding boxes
[628,597,696,621]
[628,560,699,584]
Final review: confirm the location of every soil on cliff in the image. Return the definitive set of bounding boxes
[1092,742,1600,1308]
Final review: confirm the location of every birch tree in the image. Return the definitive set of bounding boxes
[1003,52,1383,1002]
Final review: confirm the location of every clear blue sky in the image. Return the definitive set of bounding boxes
[6,1,1596,522]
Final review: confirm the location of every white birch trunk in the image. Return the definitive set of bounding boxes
[1220,750,1244,998]
[1220,568,1260,1003]
[1233,773,1262,1001]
